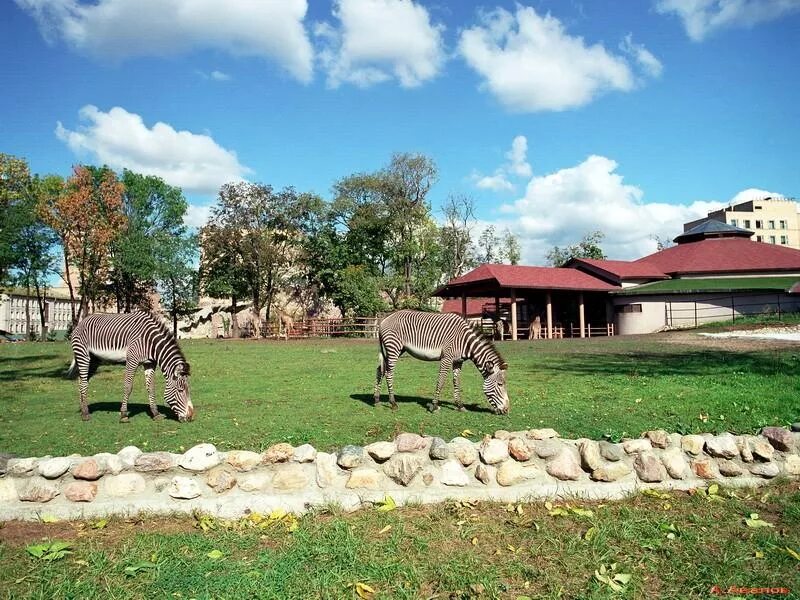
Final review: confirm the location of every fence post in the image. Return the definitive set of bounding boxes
[694,302,697,328]
[731,296,735,323]
[778,295,782,319]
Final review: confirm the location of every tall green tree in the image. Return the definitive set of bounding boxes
[0,153,34,287]
[439,194,477,281]
[546,231,606,267]
[156,232,199,338]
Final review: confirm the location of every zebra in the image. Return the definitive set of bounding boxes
[67,311,194,423]
[374,309,510,414]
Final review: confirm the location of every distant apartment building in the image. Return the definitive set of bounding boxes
[684,196,800,249]
[0,288,78,338]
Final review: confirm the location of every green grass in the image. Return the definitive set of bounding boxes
[1,335,799,456]
[1,483,798,599]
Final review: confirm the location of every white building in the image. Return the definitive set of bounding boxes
[0,288,78,338]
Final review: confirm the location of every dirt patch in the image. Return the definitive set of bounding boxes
[657,329,800,352]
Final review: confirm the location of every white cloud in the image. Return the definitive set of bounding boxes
[472,135,532,192]
[196,69,232,82]
[656,0,800,41]
[56,105,251,195]
[458,6,660,112]
[184,203,213,229]
[620,34,663,78]
[316,0,445,88]
[728,187,784,205]
[493,154,725,263]
[15,0,313,82]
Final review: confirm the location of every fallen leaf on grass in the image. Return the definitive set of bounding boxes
[354,582,376,599]
[376,495,396,512]
[583,526,597,541]
[642,489,671,500]
[206,549,224,560]
[377,525,392,535]
[92,519,108,530]
[744,513,774,528]
[26,541,72,561]
[124,561,156,577]
[784,547,800,561]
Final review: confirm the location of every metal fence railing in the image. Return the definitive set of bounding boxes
[665,292,800,328]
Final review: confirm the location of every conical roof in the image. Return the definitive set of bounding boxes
[674,219,753,244]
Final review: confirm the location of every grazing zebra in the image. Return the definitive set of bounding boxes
[374,309,510,414]
[67,311,194,423]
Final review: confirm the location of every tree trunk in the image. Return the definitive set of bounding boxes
[231,295,239,338]
[34,279,48,341]
[63,251,78,325]
[24,279,32,340]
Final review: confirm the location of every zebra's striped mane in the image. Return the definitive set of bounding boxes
[144,311,189,368]
[468,323,507,369]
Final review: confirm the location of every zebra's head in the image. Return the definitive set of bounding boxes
[482,362,510,415]
[165,362,194,422]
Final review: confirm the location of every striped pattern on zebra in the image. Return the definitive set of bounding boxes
[374,309,510,414]
[67,311,194,423]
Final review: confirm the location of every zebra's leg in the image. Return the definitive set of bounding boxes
[429,359,451,413]
[452,360,466,412]
[384,354,398,411]
[77,358,91,421]
[145,363,163,420]
[121,356,140,423]
[374,352,384,407]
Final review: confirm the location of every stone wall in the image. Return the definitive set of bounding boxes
[1,427,798,521]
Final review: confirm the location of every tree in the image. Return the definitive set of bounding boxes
[477,225,503,263]
[502,228,521,265]
[157,233,199,338]
[439,194,477,281]
[0,153,34,287]
[39,165,126,322]
[545,231,606,267]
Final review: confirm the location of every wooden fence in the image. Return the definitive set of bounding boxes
[258,316,380,339]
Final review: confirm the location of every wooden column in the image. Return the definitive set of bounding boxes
[579,292,585,338]
[495,295,501,340]
[546,291,553,339]
[461,293,467,318]
[510,289,518,341]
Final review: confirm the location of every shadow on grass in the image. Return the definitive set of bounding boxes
[86,401,180,421]
[350,393,495,414]
[0,364,69,381]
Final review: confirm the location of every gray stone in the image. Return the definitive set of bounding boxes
[225,450,262,472]
[64,481,97,502]
[0,478,17,501]
[546,447,582,481]
[346,468,383,489]
[623,439,652,454]
[681,435,705,456]
[7,457,38,476]
[599,441,625,462]
[18,477,59,502]
[449,438,478,466]
[737,437,754,463]
[750,462,780,478]
[104,473,146,497]
[527,428,559,440]
[292,444,317,463]
[238,472,271,492]
[750,437,775,462]
[134,452,175,472]
[421,469,435,486]
[643,430,669,449]
[429,437,449,460]
[534,439,562,459]
[692,458,719,479]
[205,466,237,493]
[792,422,800,433]
[718,460,744,477]
[508,437,532,462]
[704,434,738,459]
[383,453,423,486]
[316,452,342,488]
[0,452,16,475]
[440,459,471,486]
[365,441,396,462]
[152,477,171,493]
[395,433,428,452]
[667,433,683,448]
[169,476,202,499]
[479,438,509,465]
[178,443,220,472]
[475,463,497,485]
[591,461,632,482]
[761,427,794,452]
[579,440,603,472]
[785,455,800,475]
[263,443,294,464]
[633,452,666,483]
[273,464,310,491]
[661,447,688,480]
[72,458,103,481]
[493,430,511,440]
[117,445,142,469]
[38,457,72,479]
[337,445,364,469]
[94,453,123,475]
[496,460,525,486]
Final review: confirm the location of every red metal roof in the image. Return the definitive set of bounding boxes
[633,237,800,276]
[441,264,617,293]
[569,258,668,281]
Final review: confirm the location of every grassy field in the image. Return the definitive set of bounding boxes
[0,483,798,599]
[1,334,799,457]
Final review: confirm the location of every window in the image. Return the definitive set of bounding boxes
[730,219,738,227]
[770,236,776,244]
[756,235,763,242]
[615,304,643,314]
[768,220,775,229]
[744,219,751,228]
[755,220,763,228]
[781,236,788,245]
[780,220,787,229]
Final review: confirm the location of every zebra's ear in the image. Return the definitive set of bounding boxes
[500,362,508,370]
[178,363,191,376]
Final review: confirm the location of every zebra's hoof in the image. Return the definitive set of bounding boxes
[426,403,440,413]
[152,413,165,421]
[119,416,129,423]
[81,414,91,422]
[455,406,467,413]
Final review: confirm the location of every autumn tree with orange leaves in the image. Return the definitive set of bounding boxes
[39,165,126,323]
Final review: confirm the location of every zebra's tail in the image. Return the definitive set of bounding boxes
[66,358,78,379]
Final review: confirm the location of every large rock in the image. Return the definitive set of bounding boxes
[750,438,775,462]
[591,461,632,482]
[599,441,625,462]
[661,448,688,480]
[238,472,271,492]
[18,478,59,502]
[493,430,511,440]
[508,437,532,462]
[316,452,342,488]
[785,455,800,475]
[263,443,294,464]
[475,463,497,485]
[449,438,478,466]
[94,453,123,475]
[205,466,237,493]
[72,458,103,481]
[365,442,396,462]
[634,452,666,483]
[761,427,794,451]
[643,430,669,449]
[395,433,427,452]
[337,446,364,469]
[479,438,509,465]
[134,452,175,472]
[64,481,97,502]
[429,437,449,460]
[104,473,146,497]
[737,437,754,463]
[273,464,310,491]
[680,435,705,456]
[704,434,738,459]
[717,460,744,477]
[38,457,72,479]
[692,458,719,480]
[496,460,526,486]
[750,462,780,478]
[178,444,220,472]
[346,468,383,489]
[579,440,603,472]
[0,478,18,502]
[527,428,559,440]
[117,446,142,469]
[169,476,202,499]
[440,459,471,486]
[623,439,652,454]
[226,450,262,472]
[292,444,317,463]
[546,448,582,481]
[0,453,16,475]
[534,439,562,459]
[7,457,38,476]
[383,454,423,486]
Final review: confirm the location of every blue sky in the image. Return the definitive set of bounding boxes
[2,0,799,263]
